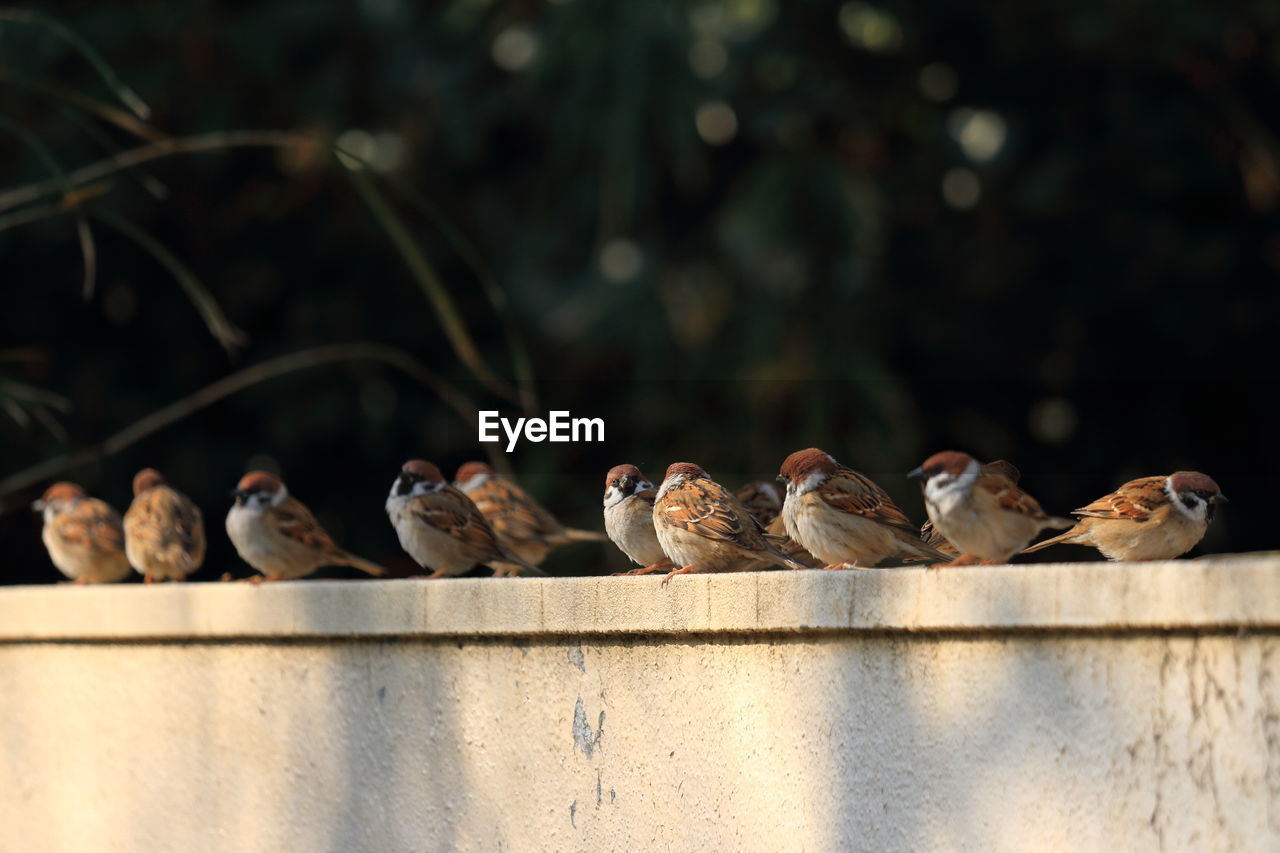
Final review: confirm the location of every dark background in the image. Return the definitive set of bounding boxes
[2,1,1276,582]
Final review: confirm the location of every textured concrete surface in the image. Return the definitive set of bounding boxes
[1,555,1278,640]
[1,557,1278,852]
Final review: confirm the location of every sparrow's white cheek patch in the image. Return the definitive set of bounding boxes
[478,410,605,452]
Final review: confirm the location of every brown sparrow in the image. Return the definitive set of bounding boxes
[602,464,673,575]
[387,460,542,578]
[1023,471,1226,561]
[123,468,206,583]
[33,482,133,584]
[921,460,1020,557]
[734,480,785,526]
[909,450,1070,566]
[226,471,385,581]
[778,448,946,568]
[454,461,606,568]
[653,462,808,586]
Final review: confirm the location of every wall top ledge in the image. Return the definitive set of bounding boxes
[1,554,1277,641]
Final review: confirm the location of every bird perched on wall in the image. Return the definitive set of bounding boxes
[32,482,133,584]
[653,462,809,586]
[921,460,1020,558]
[123,468,205,583]
[909,451,1070,566]
[387,460,542,578]
[454,461,606,570]
[602,464,670,575]
[226,471,385,581]
[778,448,946,568]
[1022,472,1226,561]
[734,480,785,527]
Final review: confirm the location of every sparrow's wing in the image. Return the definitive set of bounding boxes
[154,488,206,557]
[632,487,658,507]
[976,472,1051,520]
[275,497,344,554]
[982,460,1021,484]
[819,467,922,538]
[919,518,950,550]
[54,498,125,555]
[733,481,782,526]
[1071,476,1167,522]
[473,480,563,542]
[411,487,508,558]
[659,479,768,552]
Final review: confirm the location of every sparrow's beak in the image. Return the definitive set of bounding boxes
[31,498,45,512]
[775,474,787,484]
[230,488,248,500]
[906,467,925,481]
[1211,493,1229,505]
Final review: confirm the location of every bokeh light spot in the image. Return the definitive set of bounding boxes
[600,238,644,283]
[839,3,903,54]
[948,108,1007,163]
[942,167,981,209]
[919,62,958,101]
[696,100,739,145]
[689,38,728,78]
[492,26,539,72]
[1029,398,1078,445]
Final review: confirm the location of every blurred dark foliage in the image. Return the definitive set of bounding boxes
[2,0,1277,583]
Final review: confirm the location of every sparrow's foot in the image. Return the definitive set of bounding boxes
[821,562,857,570]
[426,569,449,579]
[612,560,670,577]
[660,564,697,588]
[144,573,155,585]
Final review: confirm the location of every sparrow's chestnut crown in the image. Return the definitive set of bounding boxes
[663,462,707,481]
[132,468,167,496]
[400,459,444,483]
[232,470,282,500]
[908,450,977,481]
[33,481,87,511]
[605,463,647,494]
[455,461,494,485]
[779,448,838,484]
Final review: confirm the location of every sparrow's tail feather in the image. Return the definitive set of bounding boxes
[897,540,951,564]
[1022,525,1081,555]
[558,527,609,543]
[338,552,387,576]
[769,548,811,572]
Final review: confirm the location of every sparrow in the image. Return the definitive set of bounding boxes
[909,450,1071,566]
[921,460,1020,557]
[778,448,947,568]
[602,464,671,575]
[1022,471,1227,561]
[454,461,606,568]
[653,462,808,586]
[387,459,542,578]
[226,471,385,581]
[123,468,206,583]
[765,514,821,568]
[734,480,785,527]
[33,482,133,583]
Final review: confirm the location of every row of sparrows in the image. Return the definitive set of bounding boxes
[32,462,605,584]
[31,449,1226,585]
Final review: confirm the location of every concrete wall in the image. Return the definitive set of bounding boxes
[1,558,1278,852]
